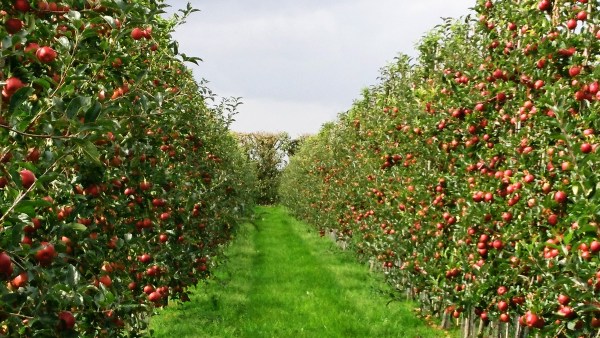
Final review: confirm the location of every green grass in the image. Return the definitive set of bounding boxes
[148,206,453,338]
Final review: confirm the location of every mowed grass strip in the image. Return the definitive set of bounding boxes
[149,206,452,338]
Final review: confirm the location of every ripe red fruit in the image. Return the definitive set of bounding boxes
[534,80,545,90]
[538,0,550,11]
[143,284,154,294]
[566,19,577,30]
[26,148,41,162]
[525,312,540,327]
[5,18,23,34]
[98,275,112,287]
[576,11,587,21]
[590,240,600,253]
[554,190,567,204]
[581,143,592,154]
[131,27,144,40]
[58,311,75,330]
[558,47,576,57]
[499,313,510,322]
[569,66,581,77]
[11,272,28,288]
[143,27,152,39]
[139,253,152,263]
[558,294,570,305]
[158,233,168,243]
[4,77,25,98]
[0,252,13,278]
[14,0,31,12]
[559,306,575,319]
[148,291,161,302]
[20,169,36,189]
[152,198,165,207]
[36,46,57,63]
[497,300,509,312]
[497,285,508,295]
[35,243,55,266]
[492,239,504,250]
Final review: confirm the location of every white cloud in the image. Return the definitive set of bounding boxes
[229,97,342,138]
[166,0,474,136]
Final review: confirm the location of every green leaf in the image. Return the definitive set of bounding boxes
[84,101,102,123]
[52,97,65,114]
[73,139,102,165]
[562,230,573,245]
[13,199,52,217]
[66,96,92,119]
[63,223,88,232]
[8,87,35,115]
[32,78,52,92]
[1,35,12,50]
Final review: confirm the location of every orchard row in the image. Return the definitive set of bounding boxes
[1,1,255,336]
[281,0,599,337]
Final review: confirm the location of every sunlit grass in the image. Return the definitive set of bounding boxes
[148,206,454,337]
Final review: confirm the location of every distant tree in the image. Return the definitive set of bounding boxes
[236,132,295,204]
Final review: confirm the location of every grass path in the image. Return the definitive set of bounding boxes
[149,206,451,337]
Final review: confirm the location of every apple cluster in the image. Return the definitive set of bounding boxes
[0,0,256,336]
[281,0,599,336]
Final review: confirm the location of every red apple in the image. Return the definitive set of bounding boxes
[14,0,31,12]
[5,18,23,34]
[148,291,161,302]
[35,243,55,266]
[581,143,592,154]
[131,27,144,40]
[20,169,36,189]
[158,234,168,243]
[58,311,75,330]
[554,191,567,204]
[590,240,600,253]
[10,272,28,288]
[0,252,13,278]
[36,46,57,63]
[569,66,581,77]
[538,0,550,11]
[534,80,545,90]
[558,294,570,305]
[98,275,112,287]
[4,77,25,97]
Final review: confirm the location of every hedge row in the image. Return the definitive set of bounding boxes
[0,1,255,336]
[281,0,599,336]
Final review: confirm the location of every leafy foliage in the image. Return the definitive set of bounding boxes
[0,0,255,336]
[281,0,600,337]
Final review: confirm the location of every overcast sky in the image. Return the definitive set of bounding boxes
[164,1,474,137]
